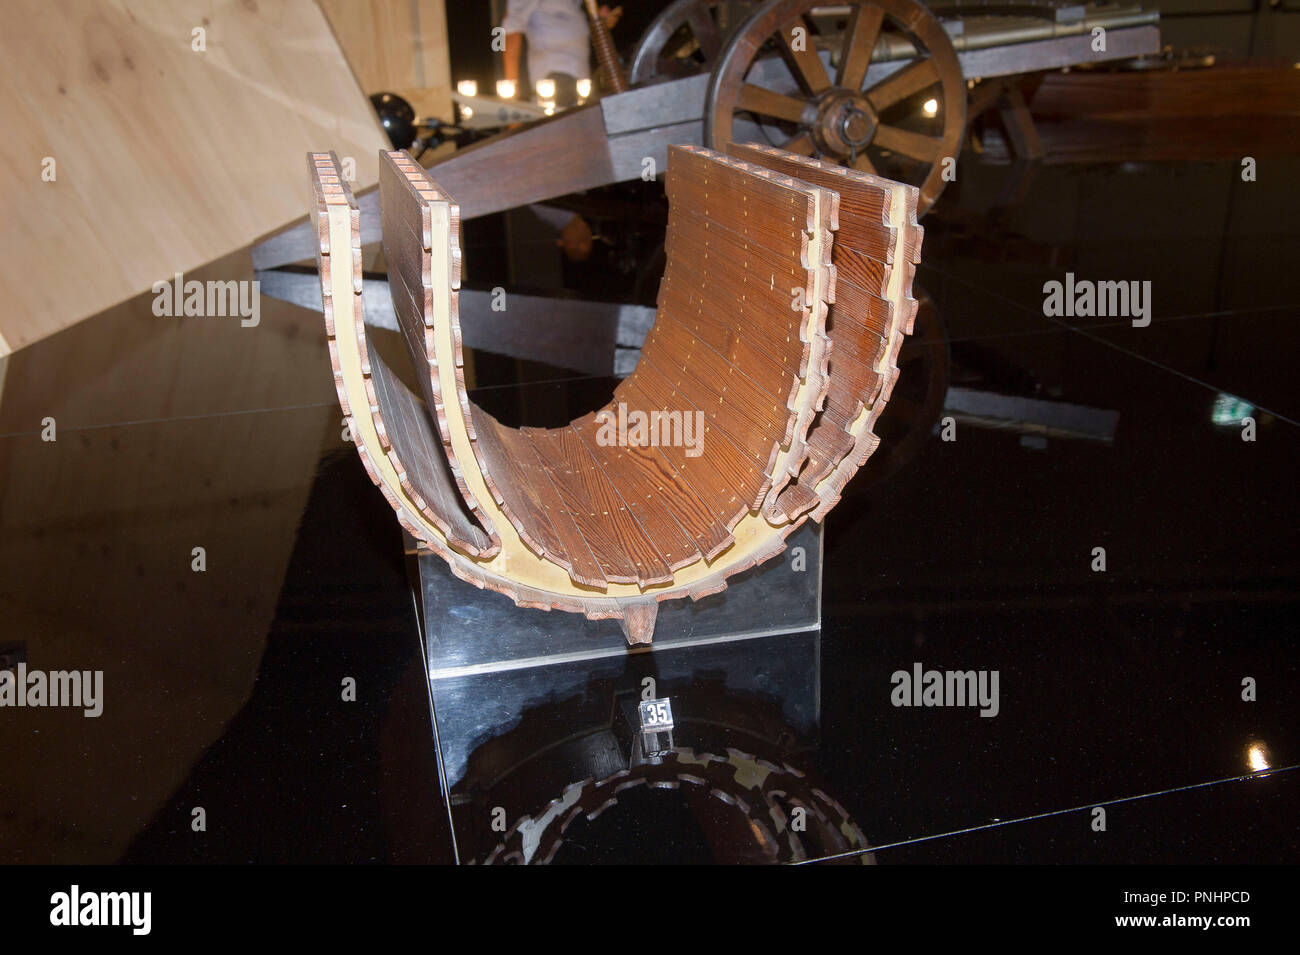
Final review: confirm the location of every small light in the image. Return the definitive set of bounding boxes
[460,105,474,119]
[456,79,478,98]
[1247,742,1270,773]
[544,104,556,116]
[536,78,556,100]
[576,78,592,98]
[923,98,939,117]
[496,79,516,100]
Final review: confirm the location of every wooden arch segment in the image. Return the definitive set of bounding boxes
[724,144,923,524]
[310,145,922,645]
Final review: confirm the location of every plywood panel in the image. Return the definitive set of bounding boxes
[319,0,453,122]
[0,0,389,355]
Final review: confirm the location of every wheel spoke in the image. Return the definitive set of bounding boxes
[836,6,884,92]
[873,124,945,163]
[777,16,831,94]
[853,152,879,175]
[782,131,815,155]
[738,83,812,124]
[865,58,940,112]
[685,4,722,61]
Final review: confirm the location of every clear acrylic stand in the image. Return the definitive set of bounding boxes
[417,519,823,680]
[409,521,824,863]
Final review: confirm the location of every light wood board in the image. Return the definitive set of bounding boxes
[0,0,389,355]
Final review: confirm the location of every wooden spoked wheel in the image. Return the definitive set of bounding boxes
[705,0,966,215]
[628,0,762,85]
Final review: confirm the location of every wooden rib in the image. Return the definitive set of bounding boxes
[722,142,921,521]
[379,152,500,550]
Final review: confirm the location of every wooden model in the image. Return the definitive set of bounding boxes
[310,144,921,643]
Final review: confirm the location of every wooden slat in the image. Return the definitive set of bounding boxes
[639,322,788,466]
[613,374,749,531]
[525,427,673,587]
[571,412,732,564]
[367,336,495,554]
[624,360,769,514]
[726,142,921,518]
[469,406,570,563]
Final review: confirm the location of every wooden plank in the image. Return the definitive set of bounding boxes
[319,0,453,123]
[623,360,768,514]
[525,427,673,587]
[473,410,607,587]
[570,412,731,565]
[639,321,788,467]
[366,333,495,555]
[612,375,749,532]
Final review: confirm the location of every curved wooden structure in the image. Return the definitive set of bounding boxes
[310,144,921,643]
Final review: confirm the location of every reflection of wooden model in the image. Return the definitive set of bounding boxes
[310,144,920,643]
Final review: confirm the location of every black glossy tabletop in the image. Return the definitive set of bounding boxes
[0,155,1295,865]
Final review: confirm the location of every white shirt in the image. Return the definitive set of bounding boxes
[503,0,591,83]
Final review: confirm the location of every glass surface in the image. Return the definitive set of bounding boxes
[1,156,1296,864]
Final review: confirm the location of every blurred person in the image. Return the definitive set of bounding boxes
[502,0,622,107]
[501,1,621,262]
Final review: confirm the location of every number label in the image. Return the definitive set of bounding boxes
[638,697,674,732]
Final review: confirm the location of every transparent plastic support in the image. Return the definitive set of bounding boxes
[409,520,824,863]
[417,519,823,679]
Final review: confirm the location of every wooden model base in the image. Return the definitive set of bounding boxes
[310,144,921,644]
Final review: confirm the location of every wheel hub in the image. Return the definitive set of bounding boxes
[812,90,878,160]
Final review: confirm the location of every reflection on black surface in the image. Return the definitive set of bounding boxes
[444,659,872,865]
[0,251,341,863]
